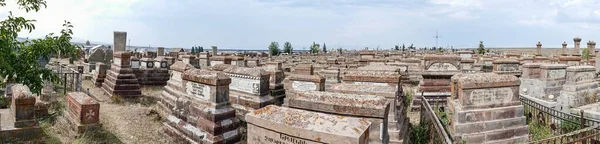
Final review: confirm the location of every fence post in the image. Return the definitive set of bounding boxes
[63,73,67,95]
[581,110,586,143]
[76,72,81,92]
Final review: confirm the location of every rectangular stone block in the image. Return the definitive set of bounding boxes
[66,92,100,125]
[246,105,371,144]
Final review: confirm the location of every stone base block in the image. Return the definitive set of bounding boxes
[558,88,600,108]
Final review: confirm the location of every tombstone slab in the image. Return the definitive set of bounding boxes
[246,105,371,144]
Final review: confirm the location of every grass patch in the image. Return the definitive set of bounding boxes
[75,126,123,144]
[410,121,430,144]
[529,120,553,141]
[40,121,63,144]
[111,95,125,104]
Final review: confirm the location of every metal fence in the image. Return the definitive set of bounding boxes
[51,64,82,94]
[418,96,454,144]
[520,95,600,143]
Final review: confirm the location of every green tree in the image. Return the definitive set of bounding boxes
[268,42,280,56]
[322,43,327,53]
[199,46,204,52]
[310,42,320,53]
[337,47,343,54]
[402,44,406,51]
[191,46,195,54]
[394,45,399,50]
[477,41,486,54]
[0,0,79,94]
[582,48,590,60]
[283,42,293,54]
[409,44,414,50]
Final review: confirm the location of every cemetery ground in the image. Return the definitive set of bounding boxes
[8,78,172,143]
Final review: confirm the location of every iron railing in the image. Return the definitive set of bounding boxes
[51,64,82,94]
[419,96,453,144]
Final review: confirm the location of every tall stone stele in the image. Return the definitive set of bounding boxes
[573,37,582,56]
[562,41,568,56]
[113,31,127,52]
[449,73,528,143]
[588,40,596,57]
[101,51,142,97]
[211,45,218,56]
[536,42,542,56]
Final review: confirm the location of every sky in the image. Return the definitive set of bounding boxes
[1,0,600,50]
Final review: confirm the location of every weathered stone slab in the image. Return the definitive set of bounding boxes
[11,84,36,128]
[285,91,389,118]
[246,105,371,144]
[284,74,325,92]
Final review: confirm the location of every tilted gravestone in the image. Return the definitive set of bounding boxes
[91,62,107,87]
[246,105,371,144]
[448,73,528,143]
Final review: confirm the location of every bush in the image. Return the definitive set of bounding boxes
[410,122,430,144]
[529,120,553,141]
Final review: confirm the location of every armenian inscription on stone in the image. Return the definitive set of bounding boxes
[353,82,389,86]
[185,81,210,101]
[248,124,324,144]
[230,76,260,94]
[131,61,140,69]
[427,63,458,71]
[114,58,121,65]
[292,81,317,91]
[468,87,513,105]
[547,69,566,79]
[574,72,594,82]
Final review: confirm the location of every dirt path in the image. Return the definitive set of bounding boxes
[79,80,171,144]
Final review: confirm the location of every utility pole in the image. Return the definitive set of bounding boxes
[433,31,442,48]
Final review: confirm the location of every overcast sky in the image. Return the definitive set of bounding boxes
[2,0,600,49]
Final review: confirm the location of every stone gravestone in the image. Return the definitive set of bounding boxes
[419,55,460,107]
[318,68,340,90]
[283,74,325,92]
[136,57,169,86]
[448,73,528,143]
[209,56,231,66]
[0,84,41,140]
[84,47,106,73]
[113,31,127,52]
[162,68,241,144]
[492,58,521,76]
[294,64,314,75]
[222,66,273,120]
[520,64,567,105]
[158,61,195,119]
[559,56,581,66]
[157,47,165,56]
[11,84,37,128]
[558,66,599,109]
[153,56,169,70]
[284,90,390,143]
[92,63,107,87]
[263,61,286,105]
[246,105,371,144]
[330,82,408,143]
[65,92,100,133]
[101,51,142,98]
